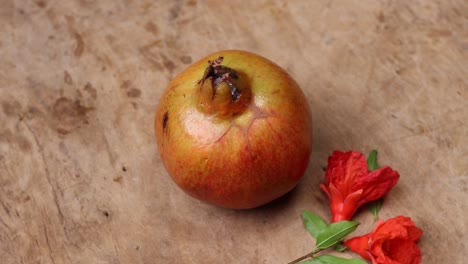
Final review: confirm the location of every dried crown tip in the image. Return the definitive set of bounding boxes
[198,55,242,103]
[208,56,224,66]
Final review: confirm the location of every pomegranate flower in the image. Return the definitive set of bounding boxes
[344,216,423,264]
[320,151,400,222]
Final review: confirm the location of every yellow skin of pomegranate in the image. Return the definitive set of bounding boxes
[155,50,312,209]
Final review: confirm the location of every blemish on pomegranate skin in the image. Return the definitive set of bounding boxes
[163,111,169,135]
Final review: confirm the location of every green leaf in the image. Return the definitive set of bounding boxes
[367,150,382,220]
[300,255,368,264]
[301,211,328,238]
[315,221,360,249]
[368,199,383,221]
[366,149,381,170]
[334,242,349,252]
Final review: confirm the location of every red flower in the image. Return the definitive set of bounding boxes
[320,151,400,222]
[344,216,423,264]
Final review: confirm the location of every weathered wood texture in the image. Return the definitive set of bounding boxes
[0,0,467,263]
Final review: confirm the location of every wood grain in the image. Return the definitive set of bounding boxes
[0,0,467,263]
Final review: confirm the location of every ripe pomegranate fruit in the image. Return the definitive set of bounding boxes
[155,50,312,209]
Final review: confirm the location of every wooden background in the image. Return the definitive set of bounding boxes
[1,0,467,263]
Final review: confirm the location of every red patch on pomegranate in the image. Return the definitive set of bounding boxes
[155,50,312,209]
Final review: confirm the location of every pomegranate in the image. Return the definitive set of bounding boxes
[155,50,312,209]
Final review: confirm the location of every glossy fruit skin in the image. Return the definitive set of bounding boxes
[155,50,312,209]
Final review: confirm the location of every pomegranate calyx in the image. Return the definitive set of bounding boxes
[199,56,242,102]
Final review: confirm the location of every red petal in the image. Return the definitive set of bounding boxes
[325,151,368,196]
[355,166,400,206]
[406,225,424,241]
[386,239,422,264]
[369,217,423,264]
[344,234,372,260]
[332,189,363,222]
[327,183,346,222]
[325,184,363,222]
[328,183,344,203]
[371,254,400,264]
[372,216,421,242]
[344,189,363,207]
[320,184,331,199]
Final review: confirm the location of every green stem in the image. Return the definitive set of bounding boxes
[288,248,321,264]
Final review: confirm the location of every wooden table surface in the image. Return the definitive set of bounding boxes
[1,1,467,263]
